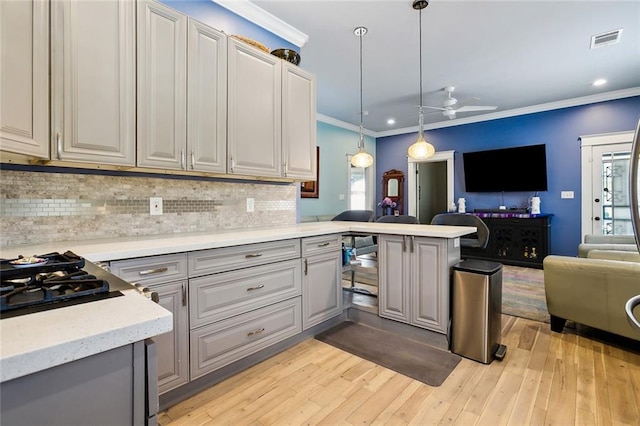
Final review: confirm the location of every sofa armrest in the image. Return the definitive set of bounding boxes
[543,255,640,340]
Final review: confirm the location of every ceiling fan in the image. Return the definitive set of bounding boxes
[424,86,497,120]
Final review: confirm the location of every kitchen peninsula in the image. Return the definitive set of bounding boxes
[0,221,473,411]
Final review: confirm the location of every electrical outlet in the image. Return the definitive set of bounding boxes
[150,197,163,215]
[338,194,345,200]
[561,191,574,199]
[246,198,255,213]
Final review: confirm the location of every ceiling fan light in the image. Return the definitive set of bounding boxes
[351,149,374,168]
[408,134,435,160]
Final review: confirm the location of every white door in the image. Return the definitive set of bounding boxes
[580,131,635,238]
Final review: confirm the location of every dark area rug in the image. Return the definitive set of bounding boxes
[315,321,461,387]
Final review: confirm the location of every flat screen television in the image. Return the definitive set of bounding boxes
[463,144,548,192]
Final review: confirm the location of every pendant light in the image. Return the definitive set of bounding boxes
[407,0,436,160]
[350,26,374,168]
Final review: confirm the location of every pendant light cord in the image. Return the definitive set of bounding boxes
[359,29,364,149]
[419,9,423,110]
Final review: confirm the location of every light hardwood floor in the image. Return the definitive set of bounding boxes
[159,314,640,425]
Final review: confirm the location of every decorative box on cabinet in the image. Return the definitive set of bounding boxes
[378,235,457,333]
[0,0,49,158]
[301,234,342,329]
[110,253,189,394]
[461,214,552,268]
[51,0,136,165]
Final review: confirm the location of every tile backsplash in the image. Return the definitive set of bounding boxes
[0,169,297,247]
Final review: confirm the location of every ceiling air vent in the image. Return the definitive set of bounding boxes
[590,29,623,49]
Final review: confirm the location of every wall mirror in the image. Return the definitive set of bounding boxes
[382,169,405,214]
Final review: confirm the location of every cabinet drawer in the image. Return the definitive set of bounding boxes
[188,239,300,277]
[110,253,188,285]
[301,234,342,257]
[189,258,302,328]
[190,297,301,379]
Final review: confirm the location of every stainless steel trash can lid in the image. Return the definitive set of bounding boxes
[453,259,502,275]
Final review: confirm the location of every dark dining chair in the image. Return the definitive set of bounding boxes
[331,210,376,222]
[375,215,420,224]
[430,213,490,249]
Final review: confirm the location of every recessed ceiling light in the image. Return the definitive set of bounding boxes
[386,118,396,125]
[593,78,607,86]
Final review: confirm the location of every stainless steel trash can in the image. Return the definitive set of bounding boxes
[451,259,504,364]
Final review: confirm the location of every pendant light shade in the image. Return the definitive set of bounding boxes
[407,0,436,160]
[350,26,374,168]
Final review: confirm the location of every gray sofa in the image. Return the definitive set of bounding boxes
[578,234,638,258]
[543,254,640,340]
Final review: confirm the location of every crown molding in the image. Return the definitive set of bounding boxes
[317,114,377,137]
[374,87,640,138]
[213,0,309,47]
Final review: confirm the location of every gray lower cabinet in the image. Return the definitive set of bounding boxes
[152,280,190,394]
[190,297,302,379]
[189,258,302,328]
[378,234,458,333]
[301,234,342,329]
[110,253,190,395]
[1,341,149,426]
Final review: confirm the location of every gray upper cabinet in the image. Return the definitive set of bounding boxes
[227,38,282,178]
[51,0,136,166]
[282,62,317,180]
[187,19,227,173]
[137,0,187,170]
[0,0,49,159]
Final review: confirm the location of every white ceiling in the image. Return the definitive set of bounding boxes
[250,0,640,134]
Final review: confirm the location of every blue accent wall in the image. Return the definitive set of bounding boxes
[160,0,297,51]
[376,96,640,256]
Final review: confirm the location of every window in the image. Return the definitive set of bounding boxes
[347,155,374,210]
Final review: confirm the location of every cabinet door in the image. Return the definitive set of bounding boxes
[187,19,227,173]
[152,281,189,394]
[227,38,282,177]
[302,250,342,330]
[378,235,411,323]
[51,0,135,165]
[137,0,187,170]
[0,0,49,158]
[282,62,316,179]
[411,237,447,332]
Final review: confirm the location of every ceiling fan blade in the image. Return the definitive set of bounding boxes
[455,105,498,112]
[422,105,446,111]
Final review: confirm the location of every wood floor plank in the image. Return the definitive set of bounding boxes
[159,314,640,426]
[604,344,640,424]
[346,373,413,424]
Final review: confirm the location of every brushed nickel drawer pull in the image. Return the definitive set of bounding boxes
[317,242,330,247]
[56,132,62,160]
[182,282,187,307]
[246,284,265,291]
[245,253,263,258]
[139,267,168,276]
[247,328,265,337]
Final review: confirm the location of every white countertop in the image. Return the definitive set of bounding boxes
[0,286,172,382]
[0,222,474,262]
[0,221,473,383]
